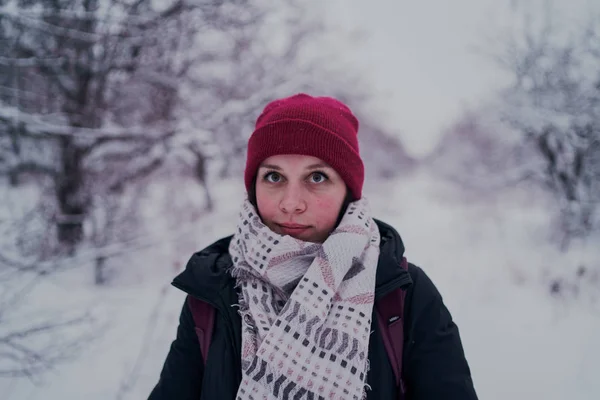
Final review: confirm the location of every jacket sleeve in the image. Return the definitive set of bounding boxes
[148,300,203,400]
[403,266,478,400]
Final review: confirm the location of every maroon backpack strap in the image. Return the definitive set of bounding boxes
[187,295,216,365]
[375,256,409,399]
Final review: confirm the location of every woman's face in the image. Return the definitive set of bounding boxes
[255,154,347,243]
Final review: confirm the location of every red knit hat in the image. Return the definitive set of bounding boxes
[245,93,364,199]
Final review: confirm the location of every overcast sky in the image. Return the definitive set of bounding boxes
[323,0,595,156]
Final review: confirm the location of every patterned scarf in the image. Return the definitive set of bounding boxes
[229,198,380,400]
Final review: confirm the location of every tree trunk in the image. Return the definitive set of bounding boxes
[95,255,107,285]
[55,6,96,250]
[194,149,213,211]
[56,136,87,249]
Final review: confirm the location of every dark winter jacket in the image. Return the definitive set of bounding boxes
[149,220,478,400]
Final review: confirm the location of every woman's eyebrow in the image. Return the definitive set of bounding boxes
[259,164,282,170]
[306,163,331,170]
[258,163,332,170]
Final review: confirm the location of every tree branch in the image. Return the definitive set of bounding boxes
[0,106,175,140]
[0,56,63,67]
[3,10,101,43]
[0,162,59,180]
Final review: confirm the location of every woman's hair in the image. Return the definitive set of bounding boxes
[248,175,354,231]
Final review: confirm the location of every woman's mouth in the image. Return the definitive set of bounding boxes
[276,223,311,236]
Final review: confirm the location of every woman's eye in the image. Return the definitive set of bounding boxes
[309,172,328,183]
[265,172,282,183]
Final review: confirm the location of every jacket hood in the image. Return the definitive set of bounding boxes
[172,218,411,303]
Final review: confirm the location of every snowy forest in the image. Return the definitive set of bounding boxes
[0,0,599,399]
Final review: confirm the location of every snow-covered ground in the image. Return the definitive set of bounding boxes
[2,170,599,400]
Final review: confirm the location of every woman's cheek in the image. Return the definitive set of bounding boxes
[314,197,341,221]
[258,198,277,219]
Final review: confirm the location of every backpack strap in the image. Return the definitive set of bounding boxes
[375,256,409,399]
[187,295,216,364]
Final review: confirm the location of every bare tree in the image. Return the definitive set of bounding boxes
[0,0,198,252]
[485,3,600,247]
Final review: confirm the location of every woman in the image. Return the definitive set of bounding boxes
[150,94,478,399]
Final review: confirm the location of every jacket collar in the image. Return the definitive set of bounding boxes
[373,218,412,298]
[172,218,412,304]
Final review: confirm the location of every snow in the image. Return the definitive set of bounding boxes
[2,170,599,400]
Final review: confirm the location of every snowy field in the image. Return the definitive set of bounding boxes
[2,169,599,400]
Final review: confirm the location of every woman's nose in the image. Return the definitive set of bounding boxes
[279,184,307,214]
